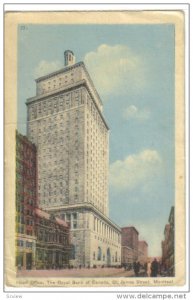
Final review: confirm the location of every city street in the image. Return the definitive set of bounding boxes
[17,267,137,278]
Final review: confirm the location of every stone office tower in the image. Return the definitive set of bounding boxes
[26,50,121,267]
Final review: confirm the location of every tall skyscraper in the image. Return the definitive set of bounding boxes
[26,50,121,267]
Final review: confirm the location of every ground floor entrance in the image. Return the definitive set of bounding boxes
[26,253,32,270]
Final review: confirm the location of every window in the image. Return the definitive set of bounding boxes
[97,247,102,261]
[17,240,24,247]
[71,245,76,259]
[66,214,71,221]
[73,213,77,220]
[26,242,32,248]
[115,252,118,262]
[26,230,32,236]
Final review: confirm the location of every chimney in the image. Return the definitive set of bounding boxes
[64,50,75,67]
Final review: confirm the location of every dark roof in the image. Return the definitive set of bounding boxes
[35,208,68,228]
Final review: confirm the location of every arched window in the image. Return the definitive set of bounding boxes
[97,247,102,261]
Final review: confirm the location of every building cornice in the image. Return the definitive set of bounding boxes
[26,80,109,130]
[34,61,102,107]
[43,203,121,233]
[35,62,84,83]
[121,226,139,235]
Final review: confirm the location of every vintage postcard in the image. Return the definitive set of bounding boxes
[4,9,186,289]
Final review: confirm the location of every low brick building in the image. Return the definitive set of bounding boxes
[35,208,72,269]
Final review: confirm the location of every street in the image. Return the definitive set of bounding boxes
[17,267,161,278]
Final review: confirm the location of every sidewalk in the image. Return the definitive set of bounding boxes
[17,267,135,278]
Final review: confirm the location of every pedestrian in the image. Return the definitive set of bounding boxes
[151,258,159,277]
[133,261,140,277]
[147,261,151,277]
[144,262,147,275]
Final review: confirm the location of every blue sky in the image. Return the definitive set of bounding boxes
[18,24,175,257]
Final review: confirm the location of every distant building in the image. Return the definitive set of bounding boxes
[35,208,71,269]
[121,226,139,264]
[161,206,175,276]
[26,50,121,267]
[138,240,148,264]
[15,131,37,270]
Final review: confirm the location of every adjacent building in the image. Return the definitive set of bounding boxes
[16,131,72,270]
[138,240,148,264]
[121,226,139,265]
[161,206,175,276]
[161,224,170,270]
[35,208,71,269]
[168,206,175,275]
[26,50,121,267]
[15,131,37,270]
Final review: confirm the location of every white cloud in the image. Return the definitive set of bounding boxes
[109,150,162,190]
[34,60,63,78]
[84,44,148,97]
[123,105,150,121]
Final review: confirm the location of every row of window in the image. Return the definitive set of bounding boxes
[94,217,121,243]
[17,240,33,248]
[37,72,76,94]
[16,215,34,226]
[94,235,120,249]
[29,96,84,120]
[93,247,119,262]
[28,97,105,136]
[30,118,83,134]
[16,225,33,236]
[37,229,68,244]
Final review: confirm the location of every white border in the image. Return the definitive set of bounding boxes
[2,1,191,298]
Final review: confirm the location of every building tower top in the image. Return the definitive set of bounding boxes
[64,50,75,66]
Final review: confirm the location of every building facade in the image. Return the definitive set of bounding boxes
[138,240,148,264]
[26,51,121,267]
[16,131,72,270]
[35,208,71,269]
[121,226,139,265]
[15,131,37,270]
[161,206,175,276]
[168,206,175,275]
[161,224,170,270]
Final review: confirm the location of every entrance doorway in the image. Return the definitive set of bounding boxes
[107,248,111,266]
[26,253,32,270]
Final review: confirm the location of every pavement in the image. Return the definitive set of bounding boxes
[17,267,136,278]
